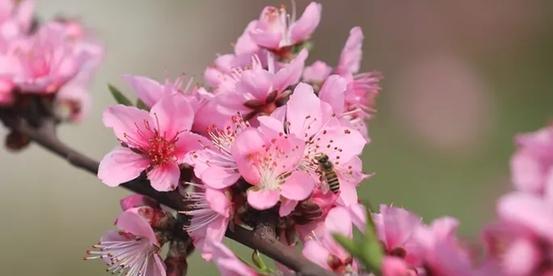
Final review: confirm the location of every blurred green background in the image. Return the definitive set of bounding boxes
[1,1,553,275]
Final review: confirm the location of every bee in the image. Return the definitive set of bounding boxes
[314,153,340,194]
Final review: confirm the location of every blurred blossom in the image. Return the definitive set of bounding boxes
[390,54,495,154]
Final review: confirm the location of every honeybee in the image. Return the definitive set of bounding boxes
[314,153,340,194]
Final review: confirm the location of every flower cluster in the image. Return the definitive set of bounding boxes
[0,0,102,123]
[482,124,553,275]
[95,1,381,275]
[92,1,553,275]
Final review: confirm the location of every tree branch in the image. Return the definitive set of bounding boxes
[2,117,334,276]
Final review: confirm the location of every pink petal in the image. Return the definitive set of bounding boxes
[302,61,332,83]
[337,178,358,207]
[205,187,231,217]
[280,171,314,201]
[147,254,167,276]
[502,238,541,276]
[279,198,299,217]
[498,192,553,243]
[318,74,347,114]
[348,203,367,232]
[302,239,330,270]
[102,104,152,147]
[317,123,366,163]
[236,68,273,101]
[124,74,167,107]
[150,93,194,139]
[116,208,158,245]
[258,115,285,134]
[290,2,322,44]
[231,128,265,184]
[249,31,282,49]
[210,241,257,276]
[147,162,181,192]
[120,194,159,211]
[325,206,352,236]
[286,83,323,138]
[273,49,308,92]
[234,21,259,55]
[510,150,545,194]
[200,165,241,189]
[336,26,364,75]
[375,205,422,249]
[98,147,149,187]
[382,257,412,276]
[174,132,210,163]
[247,188,280,210]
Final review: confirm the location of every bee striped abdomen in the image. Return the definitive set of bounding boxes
[315,153,340,194]
[323,170,340,193]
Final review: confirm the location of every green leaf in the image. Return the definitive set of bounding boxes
[108,84,132,106]
[251,250,267,271]
[333,233,360,256]
[136,99,149,110]
[332,204,385,275]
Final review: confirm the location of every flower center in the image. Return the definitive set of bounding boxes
[146,134,176,166]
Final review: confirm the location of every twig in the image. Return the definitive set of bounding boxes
[1,117,334,276]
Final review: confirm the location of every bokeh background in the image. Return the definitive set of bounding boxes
[1,1,553,275]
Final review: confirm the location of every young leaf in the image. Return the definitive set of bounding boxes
[108,84,132,106]
[136,99,149,110]
[333,233,360,256]
[251,250,268,271]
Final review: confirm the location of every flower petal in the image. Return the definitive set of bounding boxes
[280,171,314,201]
[150,93,194,139]
[273,49,307,92]
[98,147,149,187]
[336,26,363,75]
[290,2,322,44]
[318,74,347,114]
[124,74,167,107]
[247,188,280,210]
[174,132,210,163]
[116,208,158,245]
[147,162,180,191]
[102,104,152,147]
[231,128,265,184]
[279,198,299,217]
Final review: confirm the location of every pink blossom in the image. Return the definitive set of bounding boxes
[413,217,473,276]
[382,257,417,276]
[302,206,358,273]
[303,27,382,138]
[483,222,546,276]
[497,192,553,244]
[249,2,321,50]
[209,240,257,276]
[510,125,553,196]
[185,115,249,189]
[98,93,207,191]
[124,74,210,115]
[120,194,160,211]
[49,20,102,120]
[259,82,367,206]
[373,205,425,267]
[182,182,232,260]
[231,126,314,212]
[215,49,307,120]
[302,60,332,84]
[86,208,166,276]
[12,21,96,93]
[0,0,33,42]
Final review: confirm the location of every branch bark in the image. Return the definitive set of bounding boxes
[2,117,334,276]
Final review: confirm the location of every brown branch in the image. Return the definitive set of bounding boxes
[2,117,334,276]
